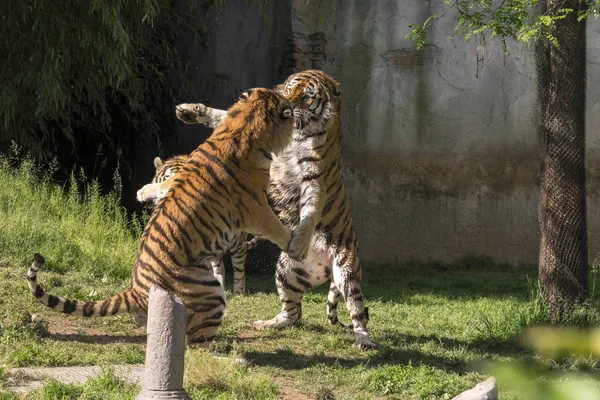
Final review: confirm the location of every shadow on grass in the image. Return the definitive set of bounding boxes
[242,256,538,303]
[220,324,534,375]
[242,346,479,374]
[229,327,531,375]
[242,339,531,375]
[49,333,146,344]
[377,331,530,359]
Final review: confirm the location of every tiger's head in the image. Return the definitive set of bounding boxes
[142,154,189,205]
[151,155,188,184]
[277,70,341,134]
[224,88,294,155]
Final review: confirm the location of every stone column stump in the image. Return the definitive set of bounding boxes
[136,286,191,400]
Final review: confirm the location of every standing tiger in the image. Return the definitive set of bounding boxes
[27,88,302,343]
[137,154,251,295]
[176,70,375,349]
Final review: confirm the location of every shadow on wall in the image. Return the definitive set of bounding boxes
[167,0,288,157]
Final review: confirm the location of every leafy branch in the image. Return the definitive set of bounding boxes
[406,0,600,51]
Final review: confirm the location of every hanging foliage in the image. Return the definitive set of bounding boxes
[406,0,600,51]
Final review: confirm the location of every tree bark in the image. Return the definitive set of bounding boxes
[536,0,588,322]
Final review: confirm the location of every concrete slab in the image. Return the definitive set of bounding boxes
[7,364,144,394]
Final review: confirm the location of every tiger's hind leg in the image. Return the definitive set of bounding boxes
[185,264,226,346]
[210,259,225,290]
[253,249,331,330]
[332,251,376,349]
[186,295,226,347]
[253,254,302,330]
[187,309,224,348]
[326,282,351,328]
[230,233,247,295]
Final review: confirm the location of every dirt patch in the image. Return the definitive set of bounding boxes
[270,376,312,400]
[236,328,258,340]
[33,313,145,344]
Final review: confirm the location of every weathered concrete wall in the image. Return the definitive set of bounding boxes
[169,0,292,155]
[291,0,600,264]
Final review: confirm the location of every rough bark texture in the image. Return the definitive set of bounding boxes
[536,0,588,322]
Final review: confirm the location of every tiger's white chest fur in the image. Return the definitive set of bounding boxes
[270,106,331,186]
[271,135,326,184]
[267,114,332,253]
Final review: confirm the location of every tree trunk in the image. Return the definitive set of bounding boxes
[536,0,588,322]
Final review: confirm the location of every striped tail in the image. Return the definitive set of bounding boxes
[27,253,136,317]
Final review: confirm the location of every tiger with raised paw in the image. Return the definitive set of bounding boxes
[28,88,299,344]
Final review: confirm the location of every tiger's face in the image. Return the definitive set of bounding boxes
[277,70,341,134]
[152,156,188,184]
[233,88,295,154]
[148,155,188,204]
[152,158,176,184]
[237,88,294,120]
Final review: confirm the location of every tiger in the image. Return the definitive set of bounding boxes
[27,88,302,344]
[137,154,251,295]
[175,70,376,349]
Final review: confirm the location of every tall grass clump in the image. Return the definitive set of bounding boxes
[184,350,279,400]
[518,277,600,328]
[0,153,143,280]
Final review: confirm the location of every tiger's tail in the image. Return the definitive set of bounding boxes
[27,253,137,317]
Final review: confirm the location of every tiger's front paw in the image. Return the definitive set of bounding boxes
[136,183,166,203]
[253,314,296,330]
[176,103,210,125]
[252,320,272,331]
[354,332,377,350]
[287,217,314,261]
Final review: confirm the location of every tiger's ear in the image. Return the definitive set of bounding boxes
[153,157,163,169]
[274,83,285,94]
[334,83,341,96]
[239,89,254,101]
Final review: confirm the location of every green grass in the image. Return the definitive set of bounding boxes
[1,158,600,399]
[0,155,143,281]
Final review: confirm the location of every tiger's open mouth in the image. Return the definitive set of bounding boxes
[293,110,316,131]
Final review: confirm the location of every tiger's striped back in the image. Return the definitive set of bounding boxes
[140,154,250,295]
